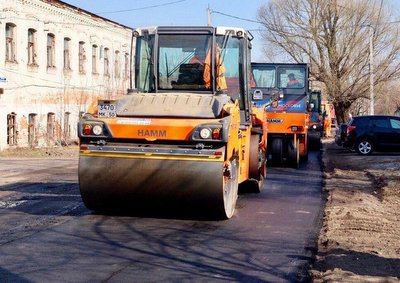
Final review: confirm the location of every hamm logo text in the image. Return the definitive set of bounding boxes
[137,129,167,137]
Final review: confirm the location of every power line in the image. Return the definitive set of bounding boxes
[97,0,187,15]
[211,10,263,24]
[212,9,400,28]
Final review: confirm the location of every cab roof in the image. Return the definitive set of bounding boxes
[133,26,250,38]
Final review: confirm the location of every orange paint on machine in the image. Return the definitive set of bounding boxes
[77,26,268,220]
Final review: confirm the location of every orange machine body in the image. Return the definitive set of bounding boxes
[77,26,266,219]
[251,62,311,168]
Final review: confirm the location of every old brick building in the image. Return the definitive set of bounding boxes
[0,0,133,150]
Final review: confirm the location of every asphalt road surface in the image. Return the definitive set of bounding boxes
[0,150,322,282]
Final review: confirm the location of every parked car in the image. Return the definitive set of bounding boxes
[341,115,400,155]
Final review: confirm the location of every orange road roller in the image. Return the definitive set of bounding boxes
[251,63,311,168]
[78,26,267,219]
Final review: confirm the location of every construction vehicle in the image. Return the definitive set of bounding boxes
[307,89,323,148]
[251,63,310,168]
[77,26,267,219]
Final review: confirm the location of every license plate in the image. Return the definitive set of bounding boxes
[98,100,116,118]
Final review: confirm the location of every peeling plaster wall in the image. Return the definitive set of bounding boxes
[0,0,133,150]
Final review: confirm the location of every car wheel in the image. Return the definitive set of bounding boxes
[356,139,374,155]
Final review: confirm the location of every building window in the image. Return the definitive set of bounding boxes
[7,112,18,145]
[124,53,129,80]
[64,37,71,70]
[5,23,17,62]
[63,112,71,144]
[47,112,55,144]
[114,50,120,78]
[47,33,55,68]
[28,113,38,147]
[79,41,86,73]
[27,29,37,66]
[104,47,109,76]
[92,45,98,74]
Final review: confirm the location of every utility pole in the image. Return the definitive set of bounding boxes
[207,5,212,26]
[369,25,374,115]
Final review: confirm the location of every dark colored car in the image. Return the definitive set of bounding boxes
[341,115,400,155]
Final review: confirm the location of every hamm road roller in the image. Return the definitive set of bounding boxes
[251,63,310,168]
[78,26,267,219]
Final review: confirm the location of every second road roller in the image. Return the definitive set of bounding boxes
[77,26,269,219]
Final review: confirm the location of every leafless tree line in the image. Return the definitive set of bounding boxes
[258,0,400,123]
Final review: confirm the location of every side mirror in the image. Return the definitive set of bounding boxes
[253,89,263,100]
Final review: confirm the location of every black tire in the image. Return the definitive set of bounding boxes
[288,138,300,168]
[308,134,321,150]
[244,135,265,193]
[222,159,239,219]
[271,138,283,165]
[301,145,309,162]
[356,139,374,155]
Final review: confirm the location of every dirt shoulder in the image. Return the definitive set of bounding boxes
[0,145,79,159]
[311,139,400,282]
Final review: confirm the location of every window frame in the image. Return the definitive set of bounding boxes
[124,52,129,80]
[104,47,110,76]
[79,41,86,74]
[5,23,17,63]
[27,28,37,66]
[370,117,390,128]
[47,112,56,144]
[47,33,56,68]
[7,112,18,146]
[390,118,400,129]
[28,113,38,147]
[114,50,120,78]
[277,66,306,89]
[63,37,71,70]
[92,44,98,74]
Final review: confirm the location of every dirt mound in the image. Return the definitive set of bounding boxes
[311,139,400,282]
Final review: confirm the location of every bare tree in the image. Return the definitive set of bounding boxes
[258,0,400,123]
[374,80,400,114]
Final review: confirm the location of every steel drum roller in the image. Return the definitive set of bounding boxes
[78,154,234,218]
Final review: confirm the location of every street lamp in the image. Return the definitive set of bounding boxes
[369,25,374,115]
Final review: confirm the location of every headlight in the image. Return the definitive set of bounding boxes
[291,126,303,132]
[200,128,212,139]
[92,125,103,136]
[312,124,317,130]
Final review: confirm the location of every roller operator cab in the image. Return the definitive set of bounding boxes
[251,63,310,168]
[77,26,266,219]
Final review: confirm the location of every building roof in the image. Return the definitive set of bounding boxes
[42,0,133,30]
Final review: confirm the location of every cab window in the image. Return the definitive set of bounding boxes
[251,66,275,88]
[216,36,241,97]
[158,34,212,91]
[136,35,155,92]
[278,67,305,89]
